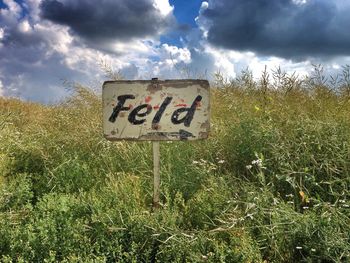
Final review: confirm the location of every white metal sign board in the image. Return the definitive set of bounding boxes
[103,79,210,141]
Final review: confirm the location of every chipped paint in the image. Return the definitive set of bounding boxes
[200,120,210,130]
[145,96,152,103]
[103,79,210,141]
[146,83,163,94]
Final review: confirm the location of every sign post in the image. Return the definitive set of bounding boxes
[103,79,210,209]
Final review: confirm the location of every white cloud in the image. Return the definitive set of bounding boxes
[3,0,350,104]
[18,20,32,33]
[101,43,193,80]
[0,79,4,96]
[292,0,308,5]
[183,0,350,82]
[23,0,42,22]
[153,0,174,16]
[33,22,73,54]
[2,0,22,17]
[159,44,191,64]
[0,27,4,49]
[204,45,235,77]
[0,0,187,102]
[200,1,209,10]
[111,40,155,55]
[186,40,313,81]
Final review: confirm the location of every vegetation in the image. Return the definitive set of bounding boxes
[0,65,350,262]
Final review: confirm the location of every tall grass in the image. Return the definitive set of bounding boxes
[0,66,350,262]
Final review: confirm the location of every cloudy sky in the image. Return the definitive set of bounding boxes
[1,0,350,103]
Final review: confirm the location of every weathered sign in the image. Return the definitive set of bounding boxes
[103,79,210,141]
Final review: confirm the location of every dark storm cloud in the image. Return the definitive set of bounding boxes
[40,0,175,42]
[202,0,350,59]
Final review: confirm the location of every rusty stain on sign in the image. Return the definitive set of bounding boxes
[103,79,210,141]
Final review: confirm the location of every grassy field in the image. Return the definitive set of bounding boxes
[0,67,350,262]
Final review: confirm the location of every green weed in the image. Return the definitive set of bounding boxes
[0,66,350,262]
